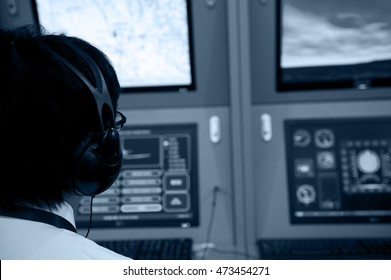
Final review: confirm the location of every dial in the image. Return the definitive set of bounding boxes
[314,129,335,149]
[296,184,316,205]
[357,149,380,174]
[293,129,311,147]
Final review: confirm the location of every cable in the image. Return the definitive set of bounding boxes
[84,195,95,238]
[200,185,259,260]
[201,186,219,259]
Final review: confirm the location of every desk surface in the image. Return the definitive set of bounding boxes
[192,242,259,260]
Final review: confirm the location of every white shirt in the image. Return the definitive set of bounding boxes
[0,202,130,260]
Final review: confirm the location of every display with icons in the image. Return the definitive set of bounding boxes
[285,118,391,224]
[73,124,199,228]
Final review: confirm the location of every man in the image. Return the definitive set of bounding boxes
[0,25,129,259]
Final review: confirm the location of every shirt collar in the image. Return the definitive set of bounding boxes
[51,202,77,229]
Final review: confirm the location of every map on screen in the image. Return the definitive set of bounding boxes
[34,0,194,91]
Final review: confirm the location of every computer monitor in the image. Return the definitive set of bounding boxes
[277,0,391,92]
[72,123,199,229]
[285,117,391,224]
[32,0,195,93]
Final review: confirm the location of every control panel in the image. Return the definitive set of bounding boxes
[74,123,199,228]
[285,117,391,224]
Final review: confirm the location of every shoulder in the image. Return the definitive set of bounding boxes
[61,232,131,260]
[0,217,131,260]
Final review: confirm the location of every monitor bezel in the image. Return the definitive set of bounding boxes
[30,0,196,94]
[276,0,391,93]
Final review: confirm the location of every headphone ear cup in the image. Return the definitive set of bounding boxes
[72,129,122,196]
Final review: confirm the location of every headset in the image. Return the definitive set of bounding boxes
[57,51,123,197]
[0,50,123,235]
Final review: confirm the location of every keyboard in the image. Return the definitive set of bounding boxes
[97,238,193,260]
[257,238,391,259]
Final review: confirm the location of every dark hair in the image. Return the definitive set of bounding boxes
[0,25,121,209]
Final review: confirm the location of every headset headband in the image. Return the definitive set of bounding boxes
[55,52,115,133]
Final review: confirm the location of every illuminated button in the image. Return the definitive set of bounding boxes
[164,174,189,191]
[296,185,316,205]
[121,187,162,194]
[357,150,380,173]
[78,205,120,214]
[163,193,190,212]
[317,151,335,169]
[121,195,161,203]
[121,169,162,178]
[294,159,314,177]
[293,129,311,147]
[120,204,162,213]
[314,129,335,148]
[122,178,161,186]
[92,205,120,213]
[91,197,120,204]
[79,197,92,205]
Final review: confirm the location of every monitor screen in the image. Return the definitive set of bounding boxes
[285,117,391,224]
[73,124,199,229]
[32,0,195,93]
[277,0,391,92]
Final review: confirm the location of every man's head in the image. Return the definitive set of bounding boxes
[0,25,123,209]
